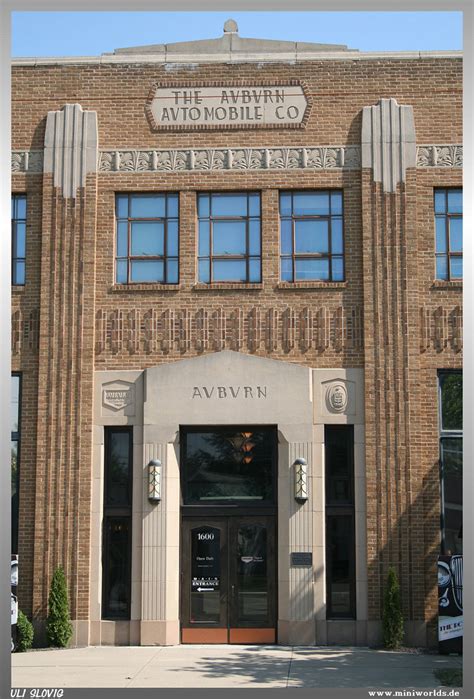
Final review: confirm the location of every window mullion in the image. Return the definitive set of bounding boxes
[289,192,294,285]
[127,219,131,284]
[328,215,333,280]
[447,213,452,280]
[210,219,214,283]
[246,209,250,282]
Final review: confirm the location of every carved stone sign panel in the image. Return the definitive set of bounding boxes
[191,385,267,400]
[146,82,311,130]
[145,350,313,438]
[323,378,354,416]
[326,383,348,413]
[102,380,135,414]
[313,370,364,424]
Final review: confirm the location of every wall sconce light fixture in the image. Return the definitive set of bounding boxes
[294,457,308,502]
[148,459,162,502]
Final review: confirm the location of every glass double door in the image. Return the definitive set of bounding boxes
[181,515,276,644]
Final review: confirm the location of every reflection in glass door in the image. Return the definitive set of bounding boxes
[229,518,275,643]
[181,516,276,644]
[235,524,268,624]
[191,525,223,624]
[182,520,228,643]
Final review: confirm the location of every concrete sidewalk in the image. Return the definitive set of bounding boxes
[12,645,462,689]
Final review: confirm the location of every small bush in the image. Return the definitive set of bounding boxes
[16,610,34,652]
[434,669,463,687]
[46,566,73,648]
[382,566,404,649]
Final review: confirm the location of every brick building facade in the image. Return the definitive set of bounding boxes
[11,22,462,647]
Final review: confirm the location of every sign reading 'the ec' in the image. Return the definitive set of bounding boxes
[146,82,311,130]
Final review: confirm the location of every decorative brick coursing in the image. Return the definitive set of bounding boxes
[94,305,364,356]
[28,175,96,622]
[361,173,423,622]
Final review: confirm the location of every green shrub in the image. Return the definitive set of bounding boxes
[46,567,73,648]
[382,566,404,649]
[16,610,34,652]
[434,669,463,687]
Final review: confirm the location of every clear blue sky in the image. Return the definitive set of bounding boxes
[11,11,462,57]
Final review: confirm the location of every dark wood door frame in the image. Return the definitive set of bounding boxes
[181,515,277,644]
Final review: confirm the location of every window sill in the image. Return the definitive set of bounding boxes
[110,283,182,292]
[12,285,26,293]
[431,280,463,290]
[101,617,131,622]
[276,281,347,290]
[192,282,263,291]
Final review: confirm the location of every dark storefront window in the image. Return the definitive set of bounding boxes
[115,193,179,284]
[279,190,344,282]
[434,189,462,280]
[439,372,462,554]
[102,428,132,619]
[325,426,355,619]
[197,193,261,283]
[181,427,276,504]
[11,375,21,554]
[12,194,27,285]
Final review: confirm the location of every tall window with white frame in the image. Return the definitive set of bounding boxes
[115,193,179,284]
[438,372,462,555]
[11,375,21,554]
[12,194,27,285]
[435,188,462,280]
[280,190,344,282]
[197,192,261,283]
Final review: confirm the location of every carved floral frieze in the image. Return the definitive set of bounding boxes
[97,146,361,172]
[11,145,463,173]
[416,145,463,168]
[11,151,43,173]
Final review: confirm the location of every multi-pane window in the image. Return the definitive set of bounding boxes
[102,428,132,619]
[439,372,462,555]
[115,193,179,284]
[325,425,355,619]
[11,375,21,554]
[198,193,261,283]
[280,191,344,282]
[12,195,26,285]
[435,189,462,280]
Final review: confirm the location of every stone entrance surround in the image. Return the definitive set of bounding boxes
[91,351,366,646]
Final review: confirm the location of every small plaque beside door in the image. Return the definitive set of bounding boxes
[291,552,312,567]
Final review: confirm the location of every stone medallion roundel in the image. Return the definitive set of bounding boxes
[326,383,348,413]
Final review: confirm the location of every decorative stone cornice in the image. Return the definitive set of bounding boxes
[11,145,463,174]
[12,51,461,67]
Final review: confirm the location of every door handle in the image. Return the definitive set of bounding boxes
[231,584,235,596]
